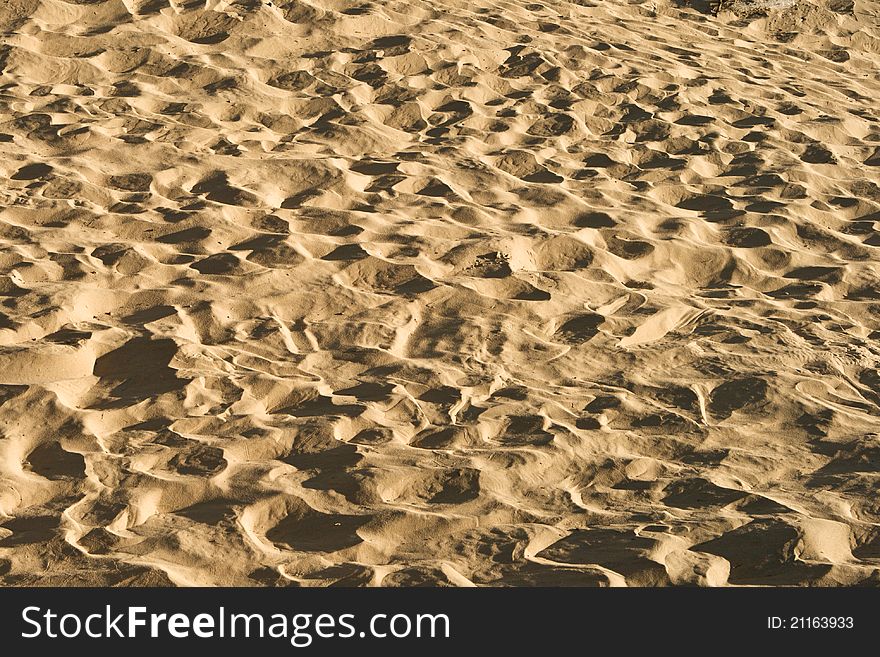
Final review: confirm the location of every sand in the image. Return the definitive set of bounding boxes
[0,0,879,587]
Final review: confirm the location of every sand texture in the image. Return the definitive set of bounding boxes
[1,0,880,586]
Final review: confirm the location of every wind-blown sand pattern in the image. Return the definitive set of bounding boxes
[1,0,879,586]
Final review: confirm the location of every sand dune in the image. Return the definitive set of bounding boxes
[0,0,879,586]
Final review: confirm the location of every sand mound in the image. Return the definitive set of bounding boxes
[0,0,879,586]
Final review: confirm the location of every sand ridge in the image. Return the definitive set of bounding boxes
[0,0,879,586]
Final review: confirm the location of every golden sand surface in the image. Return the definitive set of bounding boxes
[1,0,879,586]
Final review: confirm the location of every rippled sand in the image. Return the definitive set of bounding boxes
[1,0,879,586]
